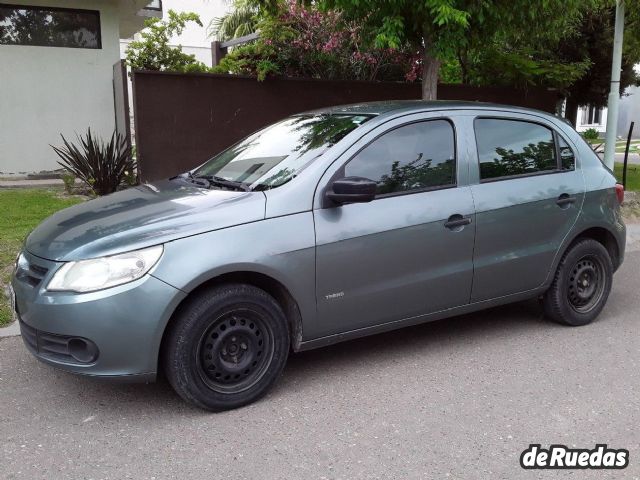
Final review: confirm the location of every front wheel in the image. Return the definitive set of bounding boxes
[163,284,290,411]
[543,238,613,326]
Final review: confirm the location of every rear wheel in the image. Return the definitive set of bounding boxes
[543,239,613,326]
[164,284,290,411]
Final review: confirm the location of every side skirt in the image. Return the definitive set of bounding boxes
[296,287,546,352]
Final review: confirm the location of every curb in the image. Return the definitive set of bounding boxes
[0,179,65,189]
[0,321,20,338]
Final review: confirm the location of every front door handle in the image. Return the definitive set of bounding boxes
[556,194,577,208]
[444,214,472,230]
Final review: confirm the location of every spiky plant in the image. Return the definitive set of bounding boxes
[51,129,136,196]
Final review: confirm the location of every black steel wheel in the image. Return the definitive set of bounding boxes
[197,309,274,394]
[543,238,613,326]
[164,284,290,411]
[566,255,606,314]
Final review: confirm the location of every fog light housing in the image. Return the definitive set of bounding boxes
[67,337,99,363]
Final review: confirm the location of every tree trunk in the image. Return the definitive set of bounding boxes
[457,48,468,84]
[564,98,579,127]
[421,50,440,100]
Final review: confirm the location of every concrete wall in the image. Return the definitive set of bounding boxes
[0,0,121,175]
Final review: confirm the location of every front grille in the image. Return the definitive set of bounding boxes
[16,258,49,288]
[19,320,98,364]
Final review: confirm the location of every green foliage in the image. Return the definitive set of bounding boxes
[60,171,76,194]
[443,1,640,101]
[582,128,600,141]
[560,4,640,113]
[51,129,136,196]
[209,0,260,41]
[125,10,210,73]
[318,0,586,97]
[214,2,418,82]
[462,47,590,90]
[208,0,292,41]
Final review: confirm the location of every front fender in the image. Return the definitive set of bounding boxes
[151,213,317,341]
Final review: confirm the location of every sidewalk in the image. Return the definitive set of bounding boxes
[0,178,66,188]
[0,321,19,338]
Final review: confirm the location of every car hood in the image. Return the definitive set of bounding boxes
[25,180,266,261]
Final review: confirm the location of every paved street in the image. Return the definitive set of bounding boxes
[2,253,640,480]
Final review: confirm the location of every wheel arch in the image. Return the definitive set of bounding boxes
[545,226,622,290]
[159,270,305,370]
[570,226,621,270]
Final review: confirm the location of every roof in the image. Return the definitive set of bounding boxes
[309,100,551,117]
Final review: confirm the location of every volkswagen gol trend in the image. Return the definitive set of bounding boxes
[12,101,626,411]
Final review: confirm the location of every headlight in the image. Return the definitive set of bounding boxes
[15,252,27,273]
[47,245,163,293]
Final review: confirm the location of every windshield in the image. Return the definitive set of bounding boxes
[191,113,372,190]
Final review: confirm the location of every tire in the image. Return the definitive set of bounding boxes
[163,283,290,411]
[543,238,613,326]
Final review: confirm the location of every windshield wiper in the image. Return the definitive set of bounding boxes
[179,172,251,191]
[192,174,251,192]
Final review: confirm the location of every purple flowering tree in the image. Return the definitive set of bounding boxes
[214,1,419,83]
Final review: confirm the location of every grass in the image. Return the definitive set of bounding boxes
[615,142,640,153]
[585,138,640,153]
[615,162,640,192]
[0,189,83,327]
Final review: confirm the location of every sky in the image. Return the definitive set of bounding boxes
[162,0,227,48]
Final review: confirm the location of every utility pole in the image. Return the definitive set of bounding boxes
[603,0,625,170]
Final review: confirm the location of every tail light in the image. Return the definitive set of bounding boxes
[615,183,624,205]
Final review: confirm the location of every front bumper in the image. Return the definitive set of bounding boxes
[11,250,186,380]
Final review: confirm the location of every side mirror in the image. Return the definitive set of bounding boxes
[326,176,377,205]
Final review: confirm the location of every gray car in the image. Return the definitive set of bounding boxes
[12,101,626,411]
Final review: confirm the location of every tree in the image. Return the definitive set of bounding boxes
[557,4,640,123]
[125,10,209,73]
[209,0,260,41]
[208,0,281,41]
[318,0,585,100]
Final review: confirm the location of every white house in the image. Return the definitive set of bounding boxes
[573,89,640,139]
[572,64,640,138]
[0,0,162,175]
[574,105,608,134]
[120,0,226,67]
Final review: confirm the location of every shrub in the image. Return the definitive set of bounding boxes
[125,10,210,74]
[51,129,136,196]
[60,171,76,194]
[582,128,600,141]
[214,1,419,82]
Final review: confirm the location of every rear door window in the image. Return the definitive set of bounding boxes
[475,118,557,181]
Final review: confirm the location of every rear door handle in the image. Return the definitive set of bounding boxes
[556,194,577,207]
[444,214,472,230]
